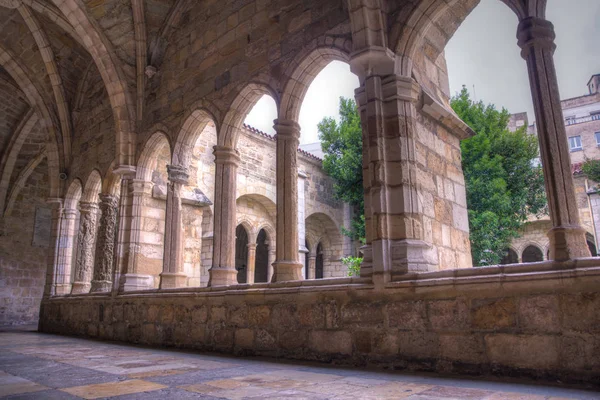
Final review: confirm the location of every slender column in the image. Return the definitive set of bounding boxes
[297,170,308,274]
[272,119,303,281]
[43,198,63,297]
[351,48,435,285]
[307,255,316,280]
[114,167,135,291]
[208,146,240,286]
[246,242,257,284]
[517,17,590,260]
[267,246,276,282]
[160,164,189,289]
[55,208,77,295]
[90,194,119,292]
[71,202,99,294]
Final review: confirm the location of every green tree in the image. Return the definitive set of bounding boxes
[451,87,547,265]
[318,97,365,243]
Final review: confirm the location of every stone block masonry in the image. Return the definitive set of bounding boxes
[40,260,600,386]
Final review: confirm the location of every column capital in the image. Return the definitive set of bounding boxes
[349,46,398,83]
[381,75,420,103]
[113,164,137,177]
[166,164,189,184]
[63,208,78,219]
[213,145,240,166]
[46,197,63,207]
[79,201,99,213]
[517,17,556,57]
[247,242,257,250]
[99,193,119,207]
[273,119,301,140]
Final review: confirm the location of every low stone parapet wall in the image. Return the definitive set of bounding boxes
[39,260,600,387]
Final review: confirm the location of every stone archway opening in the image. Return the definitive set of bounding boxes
[316,242,324,279]
[255,229,269,283]
[586,233,597,256]
[235,224,249,284]
[500,248,519,265]
[522,245,544,263]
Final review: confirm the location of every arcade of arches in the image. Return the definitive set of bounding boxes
[1,0,600,387]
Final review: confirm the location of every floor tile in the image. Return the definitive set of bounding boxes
[60,379,167,399]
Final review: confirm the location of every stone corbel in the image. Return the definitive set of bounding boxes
[419,88,475,140]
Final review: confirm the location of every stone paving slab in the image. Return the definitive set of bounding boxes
[1,330,599,399]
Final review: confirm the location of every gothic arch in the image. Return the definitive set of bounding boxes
[173,105,220,169]
[279,46,351,122]
[81,170,102,203]
[219,82,279,149]
[102,160,122,196]
[51,0,137,167]
[64,178,83,210]
[136,131,172,182]
[3,150,47,217]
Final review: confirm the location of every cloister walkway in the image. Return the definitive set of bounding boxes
[0,328,598,399]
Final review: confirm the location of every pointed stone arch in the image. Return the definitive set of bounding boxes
[279,46,351,122]
[136,131,172,182]
[220,82,279,149]
[51,0,137,167]
[82,169,102,203]
[173,104,220,169]
[4,149,47,217]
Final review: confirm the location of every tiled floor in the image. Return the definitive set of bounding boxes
[0,328,598,399]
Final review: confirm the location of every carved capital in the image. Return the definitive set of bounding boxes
[213,146,240,166]
[273,119,301,141]
[79,201,99,214]
[517,17,556,57]
[99,194,119,209]
[167,164,189,184]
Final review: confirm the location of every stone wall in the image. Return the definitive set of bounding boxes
[39,261,600,386]
[0,159,50,325]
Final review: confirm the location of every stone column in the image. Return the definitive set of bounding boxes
[307,255,316,280]
[71,202,99,294]
[351,48,435,285]
[297,171,308,276]
[272,119,303,281]
[90,194,119,293]
[54,207,78,295]
[267,246,276,282]
[208,146,240,286]
[114,168,135,291]
[246,242,257,284]
[517,17,590,260]
[44,198,63,297]
[160,164,189,289]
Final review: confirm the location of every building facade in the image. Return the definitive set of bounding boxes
[506,74,600,262]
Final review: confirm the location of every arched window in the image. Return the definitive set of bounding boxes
[522,245,543,263]
[255,229,269,283]
[316,242,324,279]
[235,225,249,284]
[500,248,518,265]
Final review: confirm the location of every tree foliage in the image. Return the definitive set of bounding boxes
[451,87,547,266]
[582,159,600,186]
[318,97,365,242]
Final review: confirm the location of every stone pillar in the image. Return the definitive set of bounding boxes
[297,171,308,276]
[517,17,590,260]
[90,194,119,293]
[160,164,189,289]
[272,119,303,281]
[246,243,257,284]
[54,207,78,295]
[307,255,316,280]
[351,48,435,285]
[71,202,99,294]
[267,247,276,282]
[114,168,135,291]
[208,146,240,286]
[44,198,63,297]
[588,190,600,251]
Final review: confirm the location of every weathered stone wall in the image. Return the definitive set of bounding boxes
[0,159,50,325]
[39,262,600,386]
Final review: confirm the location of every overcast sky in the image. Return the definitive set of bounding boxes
[245,0,600,143]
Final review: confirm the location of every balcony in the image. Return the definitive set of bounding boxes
[565,113,600,125]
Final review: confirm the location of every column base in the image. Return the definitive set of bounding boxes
[548,225,591,261]
[90,280,112,293]
[50,283,72,296]
[207,267,238,286]
[271,260,303,282]
[119,273,154,292]
[70,282,91,294]
[390,239,438,277]
[159,272,188,289]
